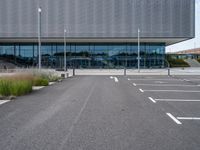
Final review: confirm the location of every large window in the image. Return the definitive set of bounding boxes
[92,45,109,68]
[109,45,127,68]
[0,43,165,69]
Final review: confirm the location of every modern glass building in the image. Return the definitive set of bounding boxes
[0,0,195,69]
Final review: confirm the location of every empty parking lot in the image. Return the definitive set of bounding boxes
[0,75,200,150]
[129,75,200,125]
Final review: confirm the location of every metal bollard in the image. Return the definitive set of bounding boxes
[124,68,126,76]
[73,68,75,76]
[168,68,170,76]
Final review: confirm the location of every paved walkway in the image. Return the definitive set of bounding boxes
[73,68,200,75]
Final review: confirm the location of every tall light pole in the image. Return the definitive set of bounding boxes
[64,29,67,71]
[38,7,42,70]
[137,28,140,73]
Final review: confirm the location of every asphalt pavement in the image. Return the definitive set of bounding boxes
[0,75,200,150]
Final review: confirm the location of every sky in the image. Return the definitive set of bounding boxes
[166,0,200,53]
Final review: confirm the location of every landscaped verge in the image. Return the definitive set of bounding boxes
[0,71,62,99]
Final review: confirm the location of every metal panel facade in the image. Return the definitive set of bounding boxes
[0,0,195,39]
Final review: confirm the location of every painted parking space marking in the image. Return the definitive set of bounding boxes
[166,113,182,125]
[141,89,200,93]
[148,97,156,103]
[114,77,119,82]
[183,79,200,81]
[132,83,199,87]
[110,76,118,82]
[155,99,200,102]
[133,83,137,86]
[183,79,190,82]
[139,88,144,93]
[154,81,167,84]
[128,79,179,81]
[0,100,10,105]
[177,117,200,120]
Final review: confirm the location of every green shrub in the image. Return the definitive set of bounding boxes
[11,80,32,96]
[33,77,49,86]
[197,59,200,63]
[0,79,11,96]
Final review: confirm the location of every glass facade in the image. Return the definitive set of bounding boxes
[0,43,165,69]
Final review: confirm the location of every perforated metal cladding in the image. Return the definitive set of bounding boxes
[0,0,195,38]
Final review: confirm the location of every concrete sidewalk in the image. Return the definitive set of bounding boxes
[73,68,200,75]
[1,68,200,76]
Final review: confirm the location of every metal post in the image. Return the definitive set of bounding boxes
[124,68,126,76]
[124,47,127,76]
[137,28,140,73]
[73,68,75,76]
[165,59,170,76]
[64,29,67,72]
[167,61,170,76]
[38,7,42,70]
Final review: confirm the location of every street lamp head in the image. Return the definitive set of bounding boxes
[64,29,67,33]
[38,7,42,13]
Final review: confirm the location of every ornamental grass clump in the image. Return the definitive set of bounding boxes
[0,78,32,96]
[33,77,49,86]
[10,80,32,96]
[0,79,11,96]
[0,71,60,97]
[34,71,61,82]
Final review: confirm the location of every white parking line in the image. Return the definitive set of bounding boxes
[142,89,200,93]
[148,97,156,103]
[177,117,200,120]
[0,100,10,105]
[166,113,182,125]
[183,79,190,82]
[110,76,113,79]
[139,88,144,93]
[114,77,119,82]
[128,79,179,81]
[133,83,137,86]
[155,99,200,102]
[185,79,200,81]
[132,83,198,87]
[155,81,167,84]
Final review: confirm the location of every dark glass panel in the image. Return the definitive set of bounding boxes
[92,44,109,68]
[20,45,34,67]
[108,44,127,68]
